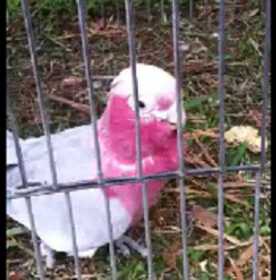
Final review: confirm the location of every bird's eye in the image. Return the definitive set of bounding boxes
[138,101,146,108]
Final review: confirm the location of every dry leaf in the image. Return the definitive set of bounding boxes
[191,205,217,229]
[61,76,85,89]
[9,271,25,280]
[162,240,181,269]
[196,224,243,246]
[236,245,253,267]
[248,110,262,128]
[225,126,267,153]
[190,128,218,139]
[228,257,244,280]
[193,239,252,251]
[249,9,259,18]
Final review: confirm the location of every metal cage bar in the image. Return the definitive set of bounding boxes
[20,0,82,278]
[75,0,117,279]
[252,170,261,280]
[171,0,189,278]
[189,0,193,19]
[124,0,154,278]
[260,0,271,172]
[20,0,58,189]
[64,192,82,280]
[217,0,226,279]
[8,164,264,199]
[253,0,271,279]
[146,0,152,21]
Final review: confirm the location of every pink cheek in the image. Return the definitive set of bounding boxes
[157,97,172,111]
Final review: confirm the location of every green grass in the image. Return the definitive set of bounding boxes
[7,0,191,21]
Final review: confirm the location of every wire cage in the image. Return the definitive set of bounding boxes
[7,0,270,279]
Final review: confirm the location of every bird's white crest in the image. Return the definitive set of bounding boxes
[110,63,186,123]
[111,63,176,102]
[110,63,186,124]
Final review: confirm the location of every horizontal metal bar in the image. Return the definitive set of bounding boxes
[7,164,262,199]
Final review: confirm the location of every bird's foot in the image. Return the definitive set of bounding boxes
[115,235,148,258]
[40,241,55,269]
[114,238,131,256]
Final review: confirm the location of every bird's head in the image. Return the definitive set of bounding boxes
[99,63,186,165]
[109,63,186,127]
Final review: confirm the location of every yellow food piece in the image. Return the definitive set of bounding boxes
[224,126,267,153]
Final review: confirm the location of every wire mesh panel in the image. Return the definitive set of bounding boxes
[7,0,270,279]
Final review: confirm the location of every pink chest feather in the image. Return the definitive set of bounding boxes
[98,96,179,221]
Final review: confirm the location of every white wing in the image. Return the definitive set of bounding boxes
[6,125,131,254]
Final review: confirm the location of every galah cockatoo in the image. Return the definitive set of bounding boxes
[7,63,186,267]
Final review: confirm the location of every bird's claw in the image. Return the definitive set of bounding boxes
[40,241,55,269]
[115,235,148,258]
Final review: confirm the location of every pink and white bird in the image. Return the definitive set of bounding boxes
[6,63,186,267]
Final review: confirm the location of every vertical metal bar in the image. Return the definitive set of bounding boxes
[160,0,166,24]
[146,0,152,22]
[25,198,45,279]
[217,0,225,279]
[20,0,58,189]
[115,0,121,25]
[64,192,82,279]
[260,0,271,172]
[76,0,103,182]
[124,3,142,178]
[100,0,105,25]
[253,1,271,279]
[7,104,45,280]
[252,171,261,280]
[171,1,189,279]
[189,0,193,20]
[20,1,82,278]
[217,176,225,280]
[75,1,117,279]
[205,0,211,30]
[124,1,154,279]
[141,182,154,279]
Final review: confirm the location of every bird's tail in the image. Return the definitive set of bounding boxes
[6,130,20,167]
[6,130,23,207]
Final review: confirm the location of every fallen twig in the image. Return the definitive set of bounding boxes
[193,135,217,167]
[48,95,90,114]
[196,224,244,246]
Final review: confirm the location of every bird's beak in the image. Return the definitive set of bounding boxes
[167,103,186,128]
